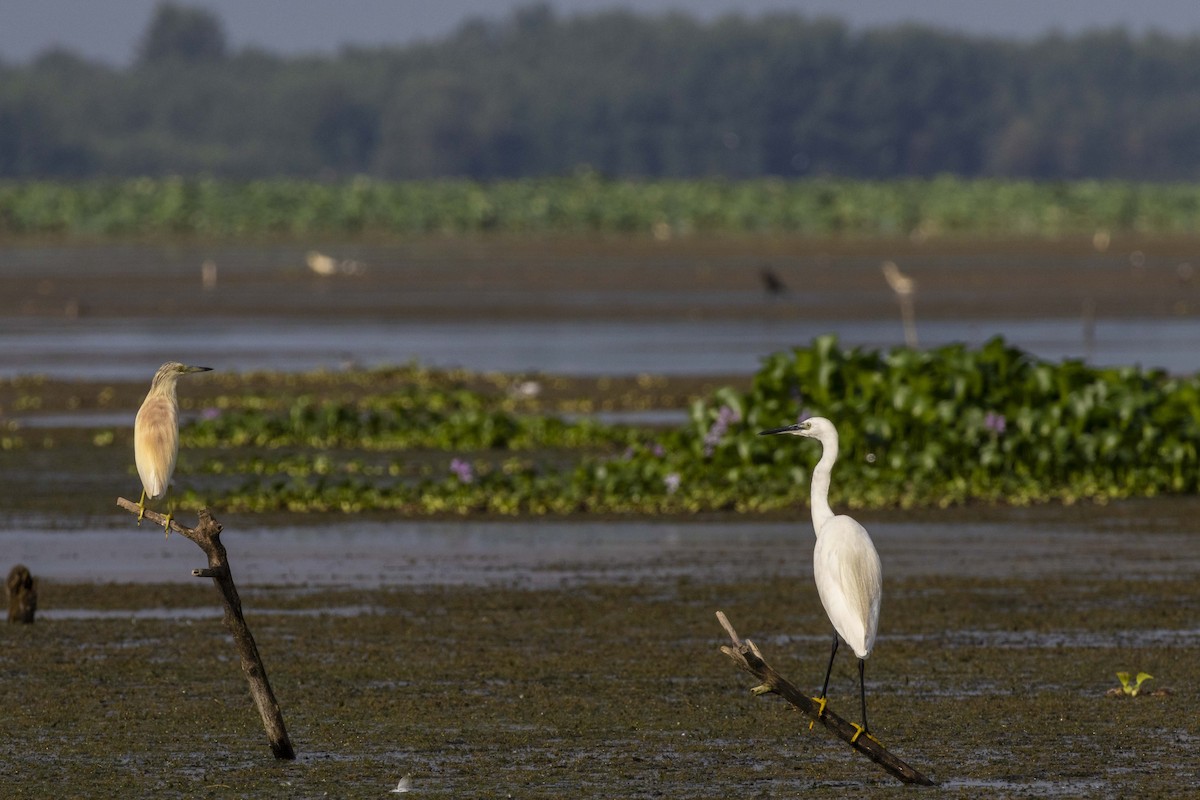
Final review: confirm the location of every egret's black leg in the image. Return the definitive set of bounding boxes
[849,657,880,744]
[808,631,840,728]
[820,630,839,699]
[858,658,869,733]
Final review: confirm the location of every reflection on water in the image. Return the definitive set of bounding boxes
[2,239,1198,379]
[1,315,1196,380]
[42,604,383,621]
[5,505,1199,588]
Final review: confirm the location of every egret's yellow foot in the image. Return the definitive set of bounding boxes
[849,723,880,745]
[137,489,147,525]
[809,696,827,730]
[162,510,173,538]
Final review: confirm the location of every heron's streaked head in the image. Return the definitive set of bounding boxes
[150,361,212,390]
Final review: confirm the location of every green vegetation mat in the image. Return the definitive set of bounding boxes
[4,176,1200,238]
[143,336,1200,514]
[6,337,1192,516]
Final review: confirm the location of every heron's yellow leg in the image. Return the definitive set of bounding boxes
[809,696,827,730]
[162,504,173,538]
[137,488,147,525]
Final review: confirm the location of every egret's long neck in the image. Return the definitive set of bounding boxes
[809,434,837,535]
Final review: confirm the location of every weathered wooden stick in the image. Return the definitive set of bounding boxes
[6,564,37,623]
[117,498,296,760]
[716,611,934,786]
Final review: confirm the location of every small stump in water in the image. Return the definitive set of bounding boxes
[6,564,37,623]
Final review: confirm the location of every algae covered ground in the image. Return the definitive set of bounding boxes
[2,529,1199,799]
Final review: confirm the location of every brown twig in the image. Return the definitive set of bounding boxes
[716,611,934,786]
[117,498,295,760]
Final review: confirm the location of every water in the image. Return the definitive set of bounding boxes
[40,604,383,621]
[2,314,1197,380]
[3,239,1198,379]
[6,503,1199,587]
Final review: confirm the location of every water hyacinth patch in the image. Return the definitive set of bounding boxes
[184,336,1200,515]
[184,388,636,451]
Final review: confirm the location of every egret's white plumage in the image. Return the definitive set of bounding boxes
[760,415,883,737]
[134,361,211,533]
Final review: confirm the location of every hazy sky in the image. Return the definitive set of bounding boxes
[4,0,1200,65]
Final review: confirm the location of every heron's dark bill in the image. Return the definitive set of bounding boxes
[759,424,801,436]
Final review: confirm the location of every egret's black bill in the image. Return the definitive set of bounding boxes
[759,424,801,436]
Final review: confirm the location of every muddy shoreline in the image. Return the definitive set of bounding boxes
[5,234,1200,323]
[4,493,1200,797]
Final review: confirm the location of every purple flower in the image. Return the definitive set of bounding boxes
[663,473,681,494]
[984,411,1007,435]
[703,404,742,456]
[651,443,665,458]
[201,407,221,420]
[449,457,474,484]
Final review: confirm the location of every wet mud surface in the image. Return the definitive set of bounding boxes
[2,511,1199,798]
[5,234,1200,323]
[1,477,1198,790]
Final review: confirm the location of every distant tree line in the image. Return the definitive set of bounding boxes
[4,2,1200,181]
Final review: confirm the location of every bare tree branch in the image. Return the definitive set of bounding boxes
[117,498,295,760]
[716,611,935,786]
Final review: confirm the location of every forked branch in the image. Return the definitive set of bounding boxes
[716,611,934,786]
[117,498,295,760]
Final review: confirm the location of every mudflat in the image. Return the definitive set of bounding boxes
[2,553,1196,798]
[4,234,1199,324]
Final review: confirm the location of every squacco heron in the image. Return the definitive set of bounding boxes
[134,362,211,535]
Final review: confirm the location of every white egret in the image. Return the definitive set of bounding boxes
[760,416,883,742]
[134,362,212,535]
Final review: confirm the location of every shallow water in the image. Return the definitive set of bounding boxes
[7,501,1200,587]
[3,238,1199,379]
[41,604,384,621]
[2,314,1197,380]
